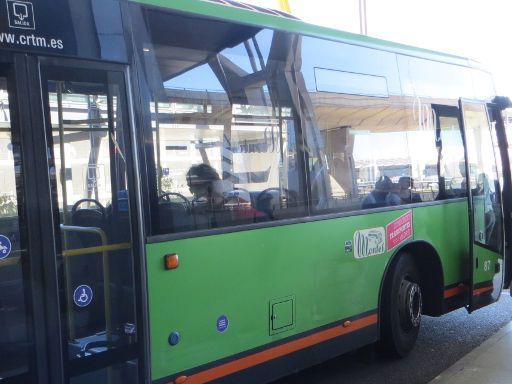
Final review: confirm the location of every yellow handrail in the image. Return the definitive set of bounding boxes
[60,225,132,348]
[62,242,131,257]
[0,255,20,267]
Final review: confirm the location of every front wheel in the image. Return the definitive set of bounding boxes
[380,253,422,357]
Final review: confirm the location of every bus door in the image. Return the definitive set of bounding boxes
[0,54,145,384]
[35,59,144,383]
[459,99,504,312]
[487,101,512,291]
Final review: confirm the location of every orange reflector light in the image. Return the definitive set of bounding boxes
[343,321,351,328]
[164,253,179,270]
[174,376,188,384]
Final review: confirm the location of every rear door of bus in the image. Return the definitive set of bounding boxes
[459,99,504,312]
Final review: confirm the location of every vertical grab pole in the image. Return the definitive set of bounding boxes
[57,82,76,340]
[155,100,162,193]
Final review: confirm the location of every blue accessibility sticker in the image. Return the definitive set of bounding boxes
[216,315,229,333]
[73,285,93,307]
[0,235,12,260]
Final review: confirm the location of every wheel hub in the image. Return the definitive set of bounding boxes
[399,280,422,331]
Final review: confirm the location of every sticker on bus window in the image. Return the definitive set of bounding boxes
[386,210,413,251]
[0,235,12,259]
[353,227,385,259]
[73,285,93,308]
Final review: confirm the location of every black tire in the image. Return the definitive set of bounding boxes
[380,253,422,357]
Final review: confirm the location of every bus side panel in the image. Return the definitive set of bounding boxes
[412,201,470,311]
[413,201,470,287]
[146,203,468,381]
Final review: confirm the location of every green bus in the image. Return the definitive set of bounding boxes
[1,0,511,383]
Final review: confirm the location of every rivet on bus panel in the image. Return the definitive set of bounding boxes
[343,321,351,328]
[164,253,180,270]
[174,376,188,384]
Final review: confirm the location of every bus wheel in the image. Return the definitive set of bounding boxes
[380,253,422,357]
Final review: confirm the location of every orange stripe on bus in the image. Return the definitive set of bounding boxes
[473,286,493,296]
[171,313,378,384]
[444,284,467,299]
[444,283,494,299]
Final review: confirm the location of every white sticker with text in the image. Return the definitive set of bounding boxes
[353,227,386,259]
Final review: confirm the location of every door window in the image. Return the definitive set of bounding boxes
[44,69,138,368]
[462,102,502,250]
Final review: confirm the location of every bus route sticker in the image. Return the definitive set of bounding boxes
[73,285,93,308]
[353,227,385,259]
[386,210,413,251]
[0,234,12,259]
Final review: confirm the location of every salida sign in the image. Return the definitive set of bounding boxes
[7,0,35,29]
[0,0,75,54]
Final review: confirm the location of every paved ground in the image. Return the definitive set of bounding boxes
[430,321,512,384]
[274,292,512,384]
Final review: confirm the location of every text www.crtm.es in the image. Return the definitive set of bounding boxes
[0,32,63,49]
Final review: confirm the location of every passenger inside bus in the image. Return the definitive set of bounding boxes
[361,176,401,209]
[398,176,422,204]
[186,163,269,225]
[186,164,224,212]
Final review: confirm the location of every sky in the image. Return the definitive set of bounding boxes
[243,0,512,97]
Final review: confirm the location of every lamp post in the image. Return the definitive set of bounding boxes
[359,0,367,35]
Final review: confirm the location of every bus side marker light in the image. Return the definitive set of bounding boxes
[165,253,179,270]
[343,321,351,328]
[174,376,188,384]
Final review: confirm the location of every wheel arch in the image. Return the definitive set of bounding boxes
[379,240,445,323]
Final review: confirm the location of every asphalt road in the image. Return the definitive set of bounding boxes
[275,292,512,384]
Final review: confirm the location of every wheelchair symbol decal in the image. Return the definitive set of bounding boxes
[0,235,12,260]
[73,285,93,307]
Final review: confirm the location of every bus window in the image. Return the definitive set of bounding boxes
[0,76,31,379]
[437,116,466,196]
[137,13,306,235]
[297,37,422,213]
[296,35,469,214]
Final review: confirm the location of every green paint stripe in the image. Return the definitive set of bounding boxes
[129,0,470,64]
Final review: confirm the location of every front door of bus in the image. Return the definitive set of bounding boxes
[459,99,504,312]
[37,60,143,383]
[0,54,144,384]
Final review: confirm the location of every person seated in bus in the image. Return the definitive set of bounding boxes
[224,188,268,223]
[186,164,225,211]
[398,176,422,204]
[361,176,401,209]
[185,163,227,229]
